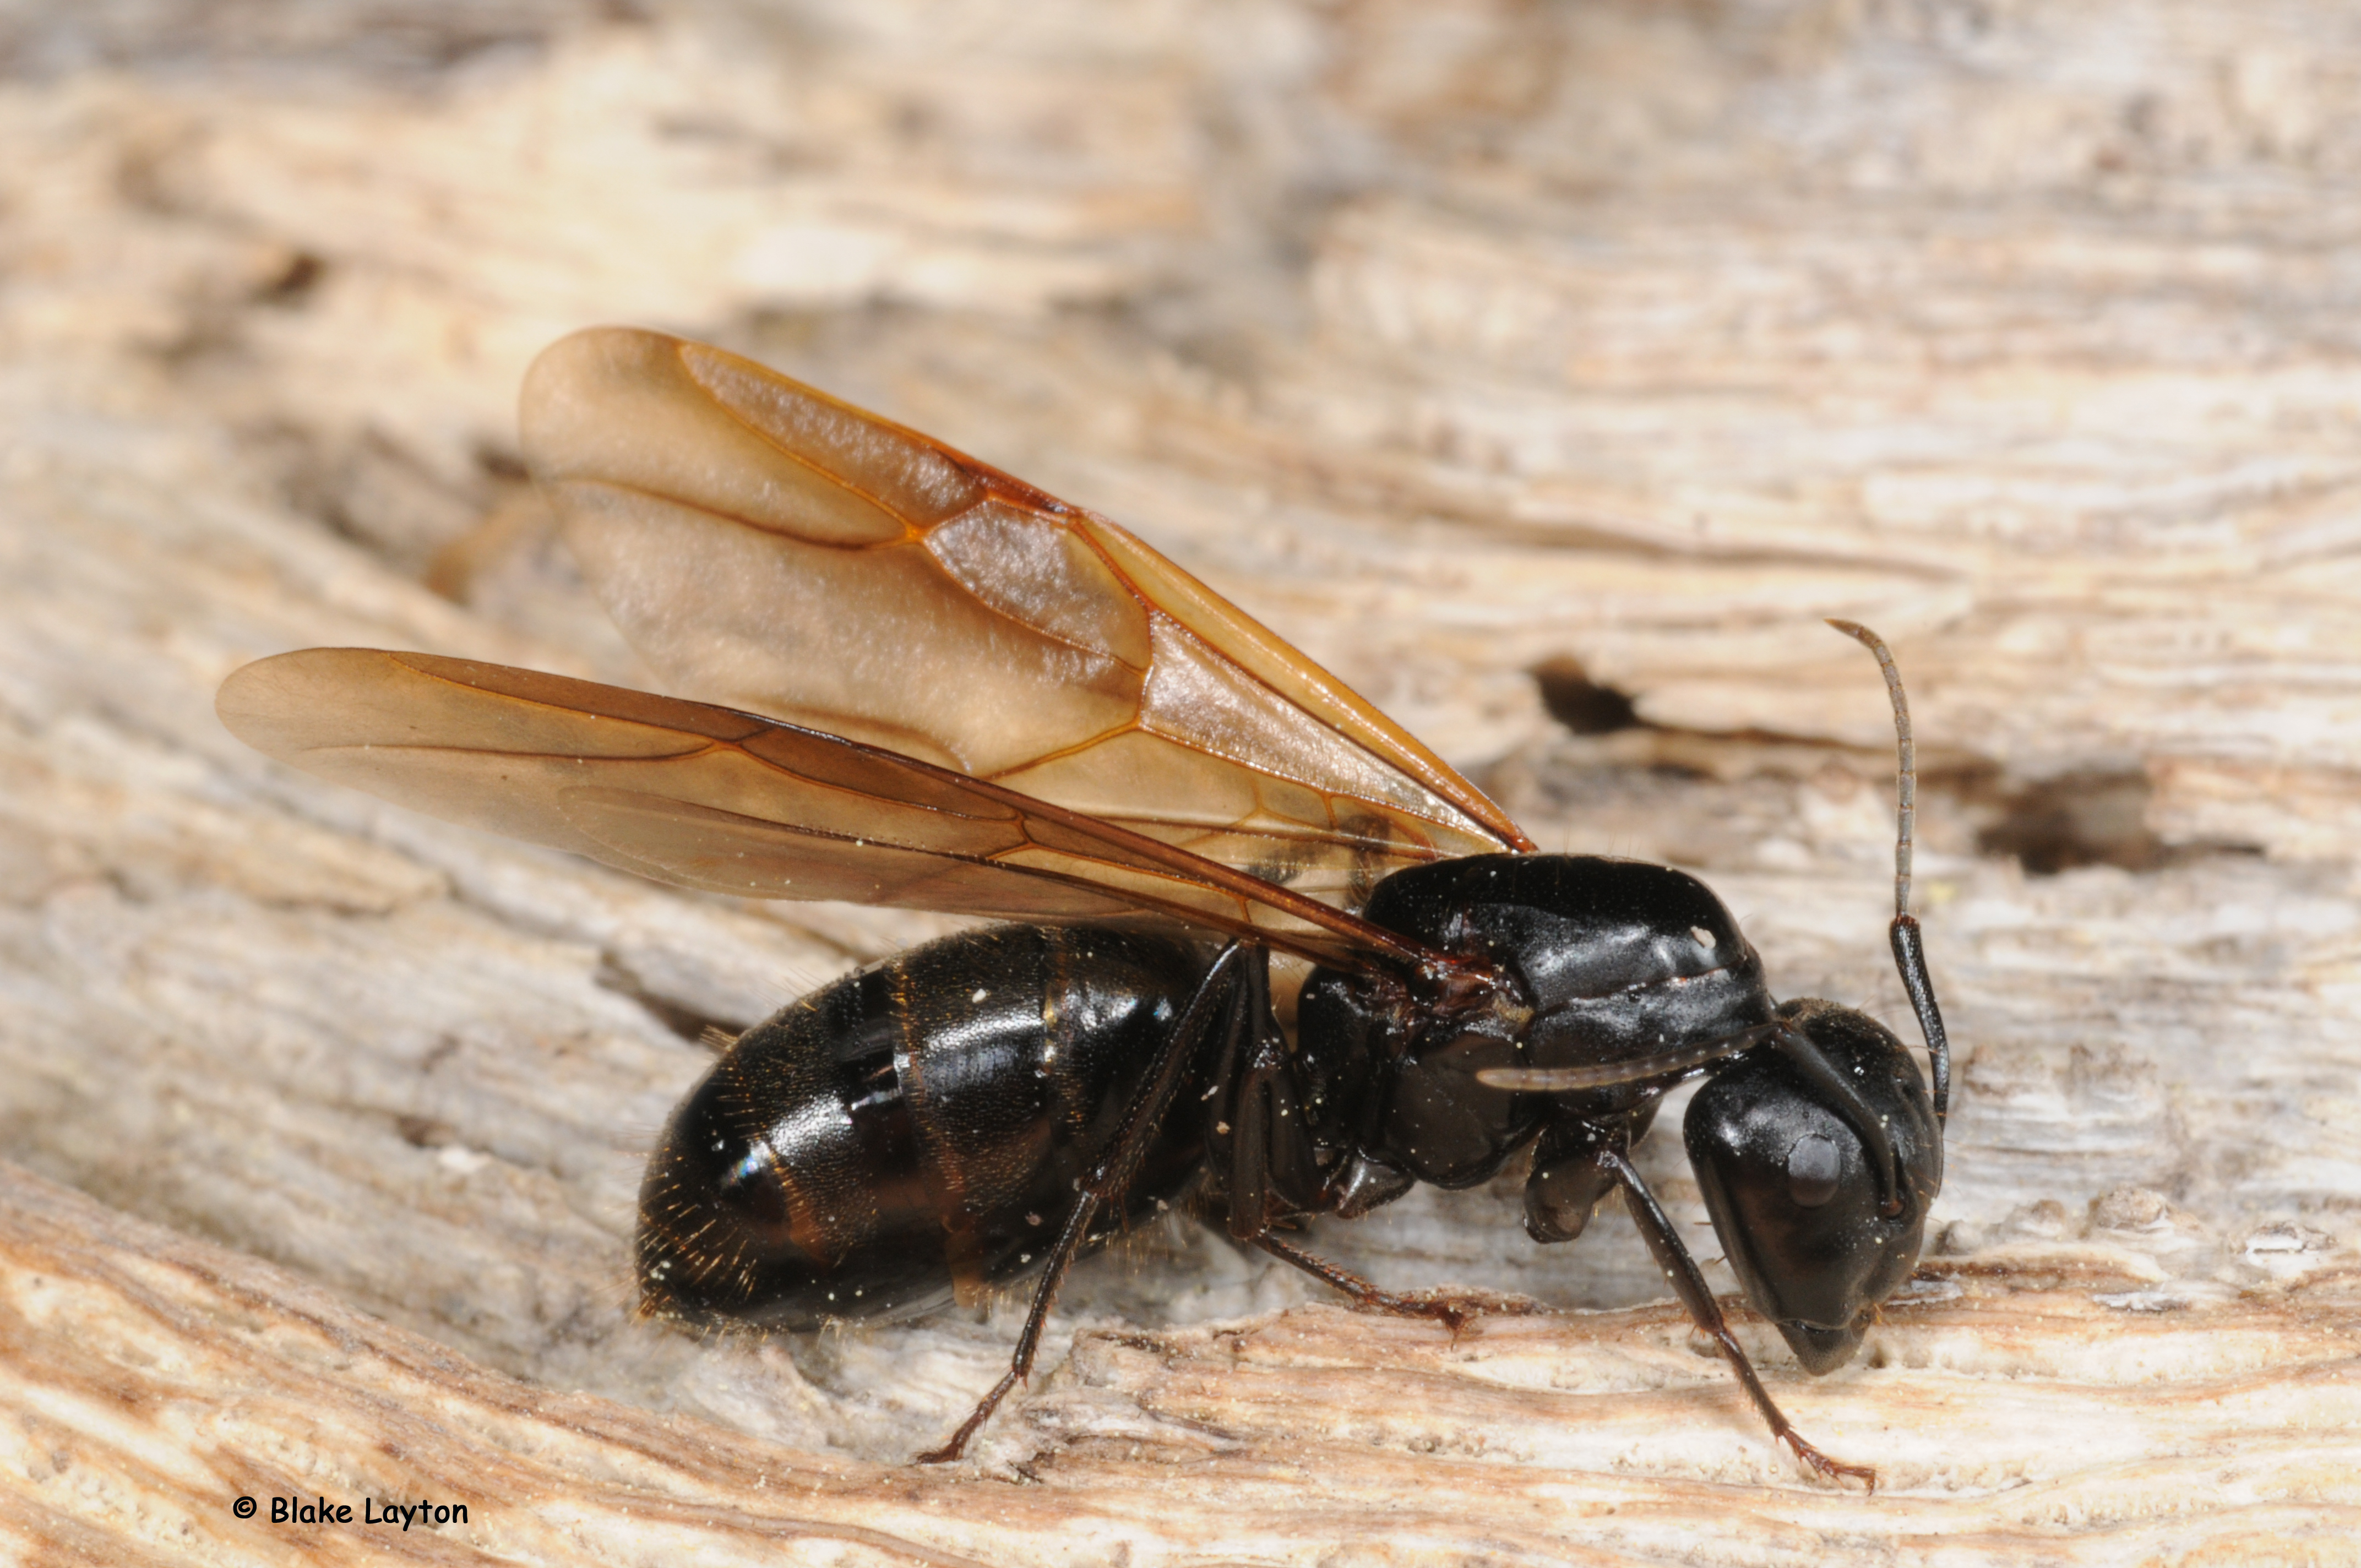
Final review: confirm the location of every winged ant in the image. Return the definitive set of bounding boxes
[218,328,1950,1486]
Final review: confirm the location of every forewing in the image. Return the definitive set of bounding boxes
[215,649,1448,974]
[520,327,1531,909]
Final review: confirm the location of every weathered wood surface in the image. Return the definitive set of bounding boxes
[2,2,2358,1562]
[7,1164,2359,1566]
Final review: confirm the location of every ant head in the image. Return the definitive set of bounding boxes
[1683,998,1941,1373]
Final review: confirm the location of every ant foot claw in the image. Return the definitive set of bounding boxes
[1785,1431,1878,1491]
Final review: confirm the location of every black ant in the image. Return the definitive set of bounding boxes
[219,328,1948,1485]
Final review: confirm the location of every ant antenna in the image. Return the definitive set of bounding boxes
[1826,620,1950,1125]
[1827,620,1917,921]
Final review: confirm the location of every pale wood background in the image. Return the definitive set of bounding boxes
[2,2,2358,1562]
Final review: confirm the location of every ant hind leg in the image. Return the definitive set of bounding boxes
[916,941,1256,1463]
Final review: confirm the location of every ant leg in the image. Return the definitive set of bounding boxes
[1600,1148,1877,1490]
[1252,1231,1523,1335]
[916,942,1255,1464]
[1213,949,1326,1240]
[1216,961,1511,1329]
[1524,1109,1653,1243]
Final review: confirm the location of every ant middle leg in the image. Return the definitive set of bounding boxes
[1252,1231,1532,1336]
[1213,957,1524,1335]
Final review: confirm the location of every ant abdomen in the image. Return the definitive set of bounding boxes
[635,926,1207,1330]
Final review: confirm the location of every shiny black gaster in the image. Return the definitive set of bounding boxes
[638,927,1206,1329]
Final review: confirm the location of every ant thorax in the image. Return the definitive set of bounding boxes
[1298,853,1776,1190]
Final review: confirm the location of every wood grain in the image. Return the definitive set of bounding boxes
[3,1,2359,1561]
[6,1163,2358,1565]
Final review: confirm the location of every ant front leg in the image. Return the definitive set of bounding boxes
[1598,1148,1877,1490]
[1524,1110,1653,1244]
[917,941,1257,1464]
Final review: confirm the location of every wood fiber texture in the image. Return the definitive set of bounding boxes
[2,2,2358,1563]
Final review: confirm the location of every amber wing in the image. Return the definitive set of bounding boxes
[520,327,1531,911]
[216,649,1461,977]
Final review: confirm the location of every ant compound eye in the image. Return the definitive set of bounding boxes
[1785,1132,1843,1207]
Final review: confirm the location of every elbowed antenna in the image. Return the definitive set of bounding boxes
[1825,620,1951,1126]
[1483,623,1952,1130]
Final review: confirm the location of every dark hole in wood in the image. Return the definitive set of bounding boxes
[1979,770,2169,874]
[1532,657,1640,736]
[394,1113,455,1148]
[254,251,326,307]
[474,444,528,482]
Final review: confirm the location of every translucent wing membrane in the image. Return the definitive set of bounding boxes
[216,650,1456,976]
[520,328,1528,910]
